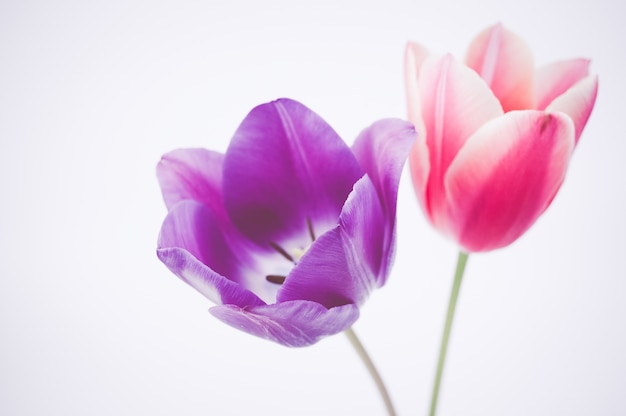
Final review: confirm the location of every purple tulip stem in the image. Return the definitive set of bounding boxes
[345,327,396,416]
[429,251,469,416]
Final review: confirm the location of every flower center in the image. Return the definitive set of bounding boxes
[265,218,315,285]
[290,245,310,262]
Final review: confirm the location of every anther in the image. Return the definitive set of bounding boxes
[269,241,295,263]
[266,274,286,285]
[307,217,316,241]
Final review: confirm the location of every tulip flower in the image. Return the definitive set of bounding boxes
[156,98,415,348]
[405,23,598,416]
[405,23,598,252]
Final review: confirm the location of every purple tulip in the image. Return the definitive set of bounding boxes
[156,99,416,347]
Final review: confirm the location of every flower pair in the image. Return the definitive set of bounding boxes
[156,23,597,346]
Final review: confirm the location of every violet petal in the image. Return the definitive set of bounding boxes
[157,148,225,217]
[351,118,416,283]
[157,247,265,308]
[210,300,359,347]
[158,200,269,299]
[222,98,363,249]
[278,175,384,308]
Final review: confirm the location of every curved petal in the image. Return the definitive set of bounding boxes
[223,98,363,250]
[465,23,535,111]
[404,42,432,215]
[418,54,503,232]
[534,59,591,110]
[157,148,225,216]
[210,300,359,347]
[546,75,598,145]
[157,200,276,303]
[405,42,430,81]
[158,200,235,276]
[445,110,575,252]
[405,42,430,134]
[278,176,384,308]
[350,118,416,281]
[157,247,265,308]
[408,131,431,217]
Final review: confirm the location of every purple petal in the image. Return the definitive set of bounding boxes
[158,200,275,303]
[351,118,416,282]
[157,247,265,308]
[277,175,385,308]
[210,300,359,347]
[222,98,363,249]
[157,149,225,217]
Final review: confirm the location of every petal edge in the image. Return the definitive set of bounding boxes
[445,110,575,252]
[465,23,535,111]
[546,75,598,145]
[210,301,359,347]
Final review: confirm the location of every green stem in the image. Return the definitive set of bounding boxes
[345,327,396,416]
[429,251,469,416]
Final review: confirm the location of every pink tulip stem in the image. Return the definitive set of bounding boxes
[429,251,469,416]
[345,327,396,416]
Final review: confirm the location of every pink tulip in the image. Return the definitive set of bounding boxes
[405,23,598,252]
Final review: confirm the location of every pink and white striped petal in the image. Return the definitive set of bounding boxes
[417,53,503,231]
[405,41,431,134]
[408,134,431,220]
[445,110,575,252]
[534,59,591,111]
[465,23,535,112]
[404,42,432,216]
[546,75,599,145]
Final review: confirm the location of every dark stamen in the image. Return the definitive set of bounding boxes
[307,217,316,241]
[266,274,286,285]
[269,241,295,263]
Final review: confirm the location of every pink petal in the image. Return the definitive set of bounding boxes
[405,42,430,78]
[417,53,502,232]
[445,110,575,252]
[546,75,599,145]
[465,23,535,112]
[404,41,430,134]
[534,59,591,110]
[404,42,431,215]
[407,131,431,218]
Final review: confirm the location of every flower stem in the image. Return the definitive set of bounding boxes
[429,251,469,416]
[345,327,396,416]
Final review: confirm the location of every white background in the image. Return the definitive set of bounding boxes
[1,0,624,415]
